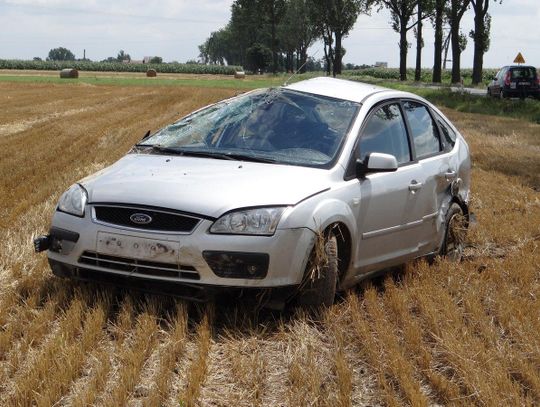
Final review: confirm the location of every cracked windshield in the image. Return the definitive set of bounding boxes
[140,89,359,167]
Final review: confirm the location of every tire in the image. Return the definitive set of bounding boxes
[296,233,338,308]
[440,203,467,262]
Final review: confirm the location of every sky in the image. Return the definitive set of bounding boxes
[0,0,538,69]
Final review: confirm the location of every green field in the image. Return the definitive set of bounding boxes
[0,73,285,89]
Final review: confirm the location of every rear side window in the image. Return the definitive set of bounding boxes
[433,111,456,149]
[403,101,441,159]
[359,103,410,165]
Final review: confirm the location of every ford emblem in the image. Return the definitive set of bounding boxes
[130,213,152,225]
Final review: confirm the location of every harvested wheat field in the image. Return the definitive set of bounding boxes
[0,81,539,406]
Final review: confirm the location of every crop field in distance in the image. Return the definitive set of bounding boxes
[0,77,539,406]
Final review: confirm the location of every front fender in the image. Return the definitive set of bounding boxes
[279,196,357,244]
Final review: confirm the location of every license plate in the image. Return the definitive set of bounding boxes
[519,82,530,86]
[96,232,179,263]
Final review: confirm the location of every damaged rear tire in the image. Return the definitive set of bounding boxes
[440,203,467,262]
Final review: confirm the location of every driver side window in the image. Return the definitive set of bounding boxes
[359,103,411,165]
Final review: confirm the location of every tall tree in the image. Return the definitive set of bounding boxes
[47,47,75,61]
[262,0,286,74]
[116,50,131,62]
[278,0,317,73]
[431,0,447,83]
[414,0,434,81]
[309,0,371,77]
[378,0,418,81]
[447,0,470,83]
[470,0,498,85]
[198,27,236,65]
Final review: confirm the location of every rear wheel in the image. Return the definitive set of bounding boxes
[296,233,338,307]
[440,203,467,262]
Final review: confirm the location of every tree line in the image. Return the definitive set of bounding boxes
[199,0,500,84]
[44,48,163,64]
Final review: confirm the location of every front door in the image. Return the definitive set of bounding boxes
[351,102,428,272]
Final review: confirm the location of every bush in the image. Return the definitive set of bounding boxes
[343,67,500,85]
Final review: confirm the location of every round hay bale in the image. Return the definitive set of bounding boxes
[59,68,78,79]
[146,69,157,77]
[234,71,246,79]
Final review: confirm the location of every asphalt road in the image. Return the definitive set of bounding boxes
[449,86,487,96]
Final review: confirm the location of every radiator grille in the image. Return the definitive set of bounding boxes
[79,251,200,280]
[93,205,201,233]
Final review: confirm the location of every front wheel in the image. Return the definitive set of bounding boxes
[296,233,338,307]
[440,203,467,262]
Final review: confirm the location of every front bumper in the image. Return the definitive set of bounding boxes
[43,208,316,290]
[47,259,298,303]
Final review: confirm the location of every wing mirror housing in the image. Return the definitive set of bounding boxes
[356,152,398,178]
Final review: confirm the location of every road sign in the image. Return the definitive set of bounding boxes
[514,52,526,64]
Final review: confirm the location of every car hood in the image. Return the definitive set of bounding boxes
[81,154,332,218]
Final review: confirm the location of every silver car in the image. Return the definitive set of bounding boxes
[34,77,471,307]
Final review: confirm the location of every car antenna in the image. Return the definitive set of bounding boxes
[283,48,320,87]
[140,130,151,141]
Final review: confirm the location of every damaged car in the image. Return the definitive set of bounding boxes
[34,77,471,307]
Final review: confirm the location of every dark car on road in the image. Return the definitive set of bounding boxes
[487,65,540,99]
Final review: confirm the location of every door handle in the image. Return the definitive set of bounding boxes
[409,180,423,192]
[444,170,457,181]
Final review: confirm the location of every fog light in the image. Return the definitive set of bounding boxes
[202,251,269,279]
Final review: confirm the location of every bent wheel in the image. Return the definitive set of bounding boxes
[296,234,338,307]
[440,203,467,262]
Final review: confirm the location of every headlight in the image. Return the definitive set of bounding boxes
[57,184,88,217]
[210,207,287,236]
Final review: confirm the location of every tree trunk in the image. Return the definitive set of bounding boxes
[286,51,293,72]
[432,0,444,83]
[321,26,333,76]
[333,32,342,77]
[450,19,461,84]
[471,0,487,85]
[300,48,308,73]
[415,3,423,82]
[399,19,408,81]
[271,6,278,74]
[471,30,484,84]
[323,42,331,76]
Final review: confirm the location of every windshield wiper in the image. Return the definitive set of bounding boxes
[179,150,278,163]
[223,153,278,163]
[176,150,239,160]
[136,145,277,163]
[143,145,186,155]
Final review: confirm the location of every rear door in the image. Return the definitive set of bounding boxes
[402,100,453,253]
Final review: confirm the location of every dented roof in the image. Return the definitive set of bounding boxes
[284,77,391,104]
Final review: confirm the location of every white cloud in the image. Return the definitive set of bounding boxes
[0,0,538,67]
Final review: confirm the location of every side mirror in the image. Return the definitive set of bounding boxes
[356,152,398,178]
